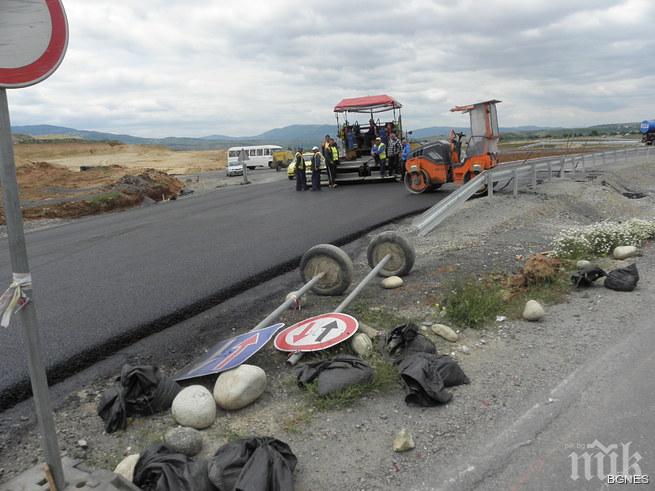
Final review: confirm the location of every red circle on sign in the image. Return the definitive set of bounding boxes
[274,313,358,352]
[0,0,69,88]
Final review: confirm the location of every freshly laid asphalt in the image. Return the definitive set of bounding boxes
[0,178,439,408]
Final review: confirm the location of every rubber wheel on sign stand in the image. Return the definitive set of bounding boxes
[300,244,354,296]
[367,232,416,277]
[404,170,430,194]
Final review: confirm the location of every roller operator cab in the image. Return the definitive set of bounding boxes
[405,100,501,194]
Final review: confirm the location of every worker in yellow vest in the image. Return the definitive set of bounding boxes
[371,136,387,177]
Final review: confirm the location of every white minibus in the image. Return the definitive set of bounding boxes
[226,145,282,175]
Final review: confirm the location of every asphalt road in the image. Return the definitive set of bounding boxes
[0,177,439,407]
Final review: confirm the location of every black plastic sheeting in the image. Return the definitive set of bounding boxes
[295,355,374,395]
[133,444,214,491]
[385,323,470,406]
[571,266,607,287]
[385,323,436,364]
[97,364,181,433]
[605,263,640,291]
[208,437,298,491]
[133,438,297,491]
[398,352,470,406]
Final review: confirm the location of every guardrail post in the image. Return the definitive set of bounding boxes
[513,169,518,198]
[547,161,552,181]
[531,163,537,191]
[592,152,596,167]
[581,154,586,178]
[571,157,576,178]
[624,148,628,164]
[487,172,493,197]
[559,156,564,177]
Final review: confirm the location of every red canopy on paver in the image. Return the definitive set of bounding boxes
[334,95,402,113]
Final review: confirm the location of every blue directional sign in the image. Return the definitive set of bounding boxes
[175,323,284,381]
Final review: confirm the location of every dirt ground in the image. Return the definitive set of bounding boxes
[13,142,226,175]
[0,154,653,489]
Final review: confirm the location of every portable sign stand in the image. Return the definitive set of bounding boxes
[0,1,69,489]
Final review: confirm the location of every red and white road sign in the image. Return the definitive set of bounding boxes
[0,0,69,88]
[274,313,358,352]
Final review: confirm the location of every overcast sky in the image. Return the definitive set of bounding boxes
[6,0,655,137]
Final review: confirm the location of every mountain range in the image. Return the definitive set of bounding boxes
[11,122,640,150]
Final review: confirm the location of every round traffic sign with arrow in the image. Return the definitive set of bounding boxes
[274,313,358,352]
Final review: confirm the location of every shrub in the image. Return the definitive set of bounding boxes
[444,277,504,329]
[552,219,655,259]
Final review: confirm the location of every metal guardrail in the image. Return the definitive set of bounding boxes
[413,145,653,236]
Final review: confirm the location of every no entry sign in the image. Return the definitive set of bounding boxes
[274,313,359,352]
[0,0,69,88]
[175,323,285,381]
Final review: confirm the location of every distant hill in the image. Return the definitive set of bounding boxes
[11,122,642,150]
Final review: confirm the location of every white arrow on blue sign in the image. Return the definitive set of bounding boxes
[175,323,285,381]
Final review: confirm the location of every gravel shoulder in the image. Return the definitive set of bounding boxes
[1,158,654,489]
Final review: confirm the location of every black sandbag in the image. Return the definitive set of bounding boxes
[385,323,436,364]
[604,263,639,292]
[97,364,181,433]
[208,437,297,491]
[133,444,215,491]
[296,355,374,395]
[571,266,607,288]
[398,352,470,407]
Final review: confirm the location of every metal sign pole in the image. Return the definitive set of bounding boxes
[0,88,65,489]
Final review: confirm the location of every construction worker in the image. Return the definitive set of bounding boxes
[310,146,322,191]
[401,138,411,180]
[371,136,387,177]
[295,147,307,191]
[323,137,335,188]
[387,132,402,178]
[329,138,339,187]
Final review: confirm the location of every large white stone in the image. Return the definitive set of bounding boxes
[114,454,140,482]
[576,260,591,269]
[381,276,404,289]
[164,427,203,456]
[171,385,217,429]
[522,300,545,321]
[613,246,637,260]
[351,333,373,357]
[431,323,458,342]
[214,364,267,411]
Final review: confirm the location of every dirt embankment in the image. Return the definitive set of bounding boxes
[0,162,185,224]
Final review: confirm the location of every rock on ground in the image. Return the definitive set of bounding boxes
[164,427,203,456]
[214,364,267,411]
[351,333,373,357]
[576,260,591,269]
[393,429,415,452]
[171,385,217,429]
[613,245,637,260]
[381,276,404,289]
[114,454,140,482]
[431,323,458,342]
[523,300,545,321]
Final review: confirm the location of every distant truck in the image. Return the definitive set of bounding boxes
[640,120,655,145]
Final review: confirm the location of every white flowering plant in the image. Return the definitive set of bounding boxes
[552,218,655,259]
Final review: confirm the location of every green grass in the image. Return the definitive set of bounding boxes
[89,191,124,209]
[504,272,571,319]
[348,301,413,331]
[303,355,400,411]
[443,277,504,329]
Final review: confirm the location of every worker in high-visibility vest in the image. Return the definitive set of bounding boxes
[310,146,322,191]
[294,148,307,191]
[326,138,339,188]
[371,136,387,177]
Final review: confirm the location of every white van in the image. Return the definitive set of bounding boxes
[226,145,282,176]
